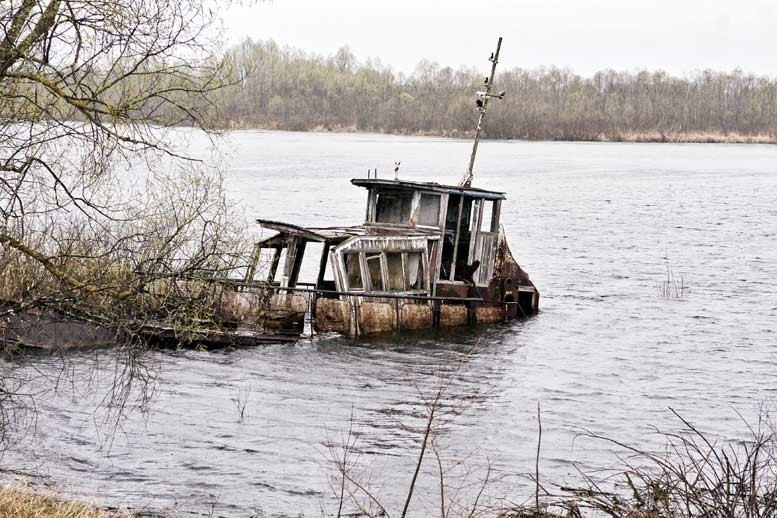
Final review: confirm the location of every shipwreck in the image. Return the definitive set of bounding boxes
[2,37,539,350]
[206,36,539,340]
[244,177,539,337]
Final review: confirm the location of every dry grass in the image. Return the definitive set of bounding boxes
[499,409,777,518]
[605,131,776,144]
[0,483,132,518]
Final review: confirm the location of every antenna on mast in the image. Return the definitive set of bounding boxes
[459,37,505,188]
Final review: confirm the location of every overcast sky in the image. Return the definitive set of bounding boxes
[222,0,776,77]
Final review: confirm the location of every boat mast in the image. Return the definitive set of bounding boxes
[459,36,505,188]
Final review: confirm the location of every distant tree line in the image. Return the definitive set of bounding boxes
[213,39,777,143]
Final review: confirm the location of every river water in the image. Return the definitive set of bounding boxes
[3,131,777,516]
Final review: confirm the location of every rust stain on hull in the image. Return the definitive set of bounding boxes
[439,304,468,327]
[400,303,432,330]
[359,302,397,334]
[315,299,351,334]
[475,306,503,324]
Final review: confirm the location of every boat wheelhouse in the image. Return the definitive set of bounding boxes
[243,175,538,337]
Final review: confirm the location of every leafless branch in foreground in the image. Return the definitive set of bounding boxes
[1,0,246,449]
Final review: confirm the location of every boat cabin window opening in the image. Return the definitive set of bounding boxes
[465,198,500,285]
[344,249,428,293]
[236,253,253,282]
[281,238,307,288]
[244,246,273,282]
[459,198,474,233]
[385,252,405,291]
[316,244,337,295]
[320,249,335,282]
[366,253,384,291]
[455,198,474,270]
[426,241,438,283]
[418,193,441,227]
[271,247,288,284]
[480,200,495,232]
[440,195,475,281]
[406,251,424,290]
[375,191,413,224]
[344,252,364,291]
[440,195,460,279]
[469,199,482,233]
[297,241,324,287]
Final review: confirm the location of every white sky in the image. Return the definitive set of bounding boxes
[222,0,777,77]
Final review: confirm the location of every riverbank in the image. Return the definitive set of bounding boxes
[212,39,777,145]
[0,483,131,517]
[598,130,776,144]
[218,121,777,144]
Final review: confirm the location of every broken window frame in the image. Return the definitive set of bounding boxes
[445,195,474,282]
[467,198,501,285]
[436,195,502,286]
[367,189,443,229]
[404,251,425,290]
[480,199,496,234]
[365,252,385,291]
[374,190,414,225]
[417,193,442,228]
[343,251,365,291]
[340,249,429,294]
[385,251,405,291]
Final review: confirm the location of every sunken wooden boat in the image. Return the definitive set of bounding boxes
[244,177,539,337]
[221,37,539,339]
[136,36,538,344]
[2,38,537,350]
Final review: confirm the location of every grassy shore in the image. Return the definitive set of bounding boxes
[601,130,776,144]
[0,483,131,518]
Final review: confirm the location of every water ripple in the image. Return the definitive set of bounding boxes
[3,134,777,516]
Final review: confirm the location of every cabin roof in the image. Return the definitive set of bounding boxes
[350,178,506,200]
[256,219,439,247]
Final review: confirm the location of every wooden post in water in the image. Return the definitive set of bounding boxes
[460,37,505,188]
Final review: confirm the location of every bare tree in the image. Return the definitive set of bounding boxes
[0,0,244,442]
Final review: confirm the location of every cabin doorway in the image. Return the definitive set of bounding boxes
[439,195,473,282]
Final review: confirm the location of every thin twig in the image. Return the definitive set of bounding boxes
[536,401,542,511]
